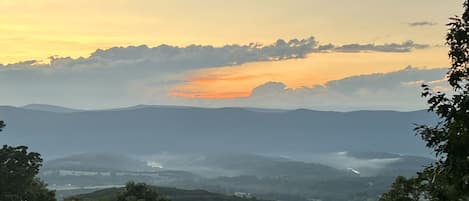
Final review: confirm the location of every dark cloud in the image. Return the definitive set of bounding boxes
[1,60,39,68]
[325,66,446,93]
[2,37,319,71]
[317,44,335,51]
[408,21,437,27]
[251,82,288,96]
[0,37,431,71]
[333,41,430,53]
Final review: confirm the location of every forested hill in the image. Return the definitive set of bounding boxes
[68,185,266,201]
[0,105,436,157]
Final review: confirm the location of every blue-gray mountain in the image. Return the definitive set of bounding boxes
[0,105,437,158]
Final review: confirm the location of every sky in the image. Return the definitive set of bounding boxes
[0,0,465,110]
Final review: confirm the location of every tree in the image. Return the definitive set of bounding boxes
[63,198,83,201]
[117,182,170,201]
[0,120,4,132]
[379,176,421,201]
[0,122,56,201]
[381,1,469,200]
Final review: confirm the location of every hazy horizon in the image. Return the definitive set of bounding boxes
[4,102,431,112]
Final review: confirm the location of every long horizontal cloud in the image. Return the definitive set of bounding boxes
[1,37,319,70]
[408,21,437,27]
[331,41,429,53]
[0,37,430,70]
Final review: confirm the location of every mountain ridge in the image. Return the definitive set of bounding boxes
[0,105,436,158]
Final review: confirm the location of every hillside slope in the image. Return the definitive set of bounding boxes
[68,186,266,201]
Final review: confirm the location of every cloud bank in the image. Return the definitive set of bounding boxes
[0,37,438,110]
[0,37,430,70]
[1,37,319,70]
[0,37,321,108]
[241,66,448,111]
[175,66,448,111]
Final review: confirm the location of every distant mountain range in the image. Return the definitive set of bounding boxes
[0,104,437,158]
[21,104,84,113]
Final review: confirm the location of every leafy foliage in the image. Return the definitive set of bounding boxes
[0,120,4,132]
[379,176,421,201]
[381,1,469,200]
[116,182,170,201]
[23,178,57,201]
[0,123,56,201]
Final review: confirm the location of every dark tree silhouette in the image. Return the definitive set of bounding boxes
[0,122,56,201]
[380,1,469,201]
[0,120,5,132]
[379,176,421,201]
[117,182,170,201]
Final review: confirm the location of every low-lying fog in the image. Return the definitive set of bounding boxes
[43,151,434,201]
[139,151,424,178]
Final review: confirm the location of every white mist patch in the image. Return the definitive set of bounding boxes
[337,151,348,156]
[266,151,403,177]
[140,153,248,178]
[147,161,164,169]
[347,168,361,175]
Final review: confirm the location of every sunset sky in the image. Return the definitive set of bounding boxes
[0,0,464,110]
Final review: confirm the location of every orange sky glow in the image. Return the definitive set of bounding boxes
[169,48,450,99]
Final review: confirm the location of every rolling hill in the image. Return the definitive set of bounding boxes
[66,186,267,201]
[43,152,155,172]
